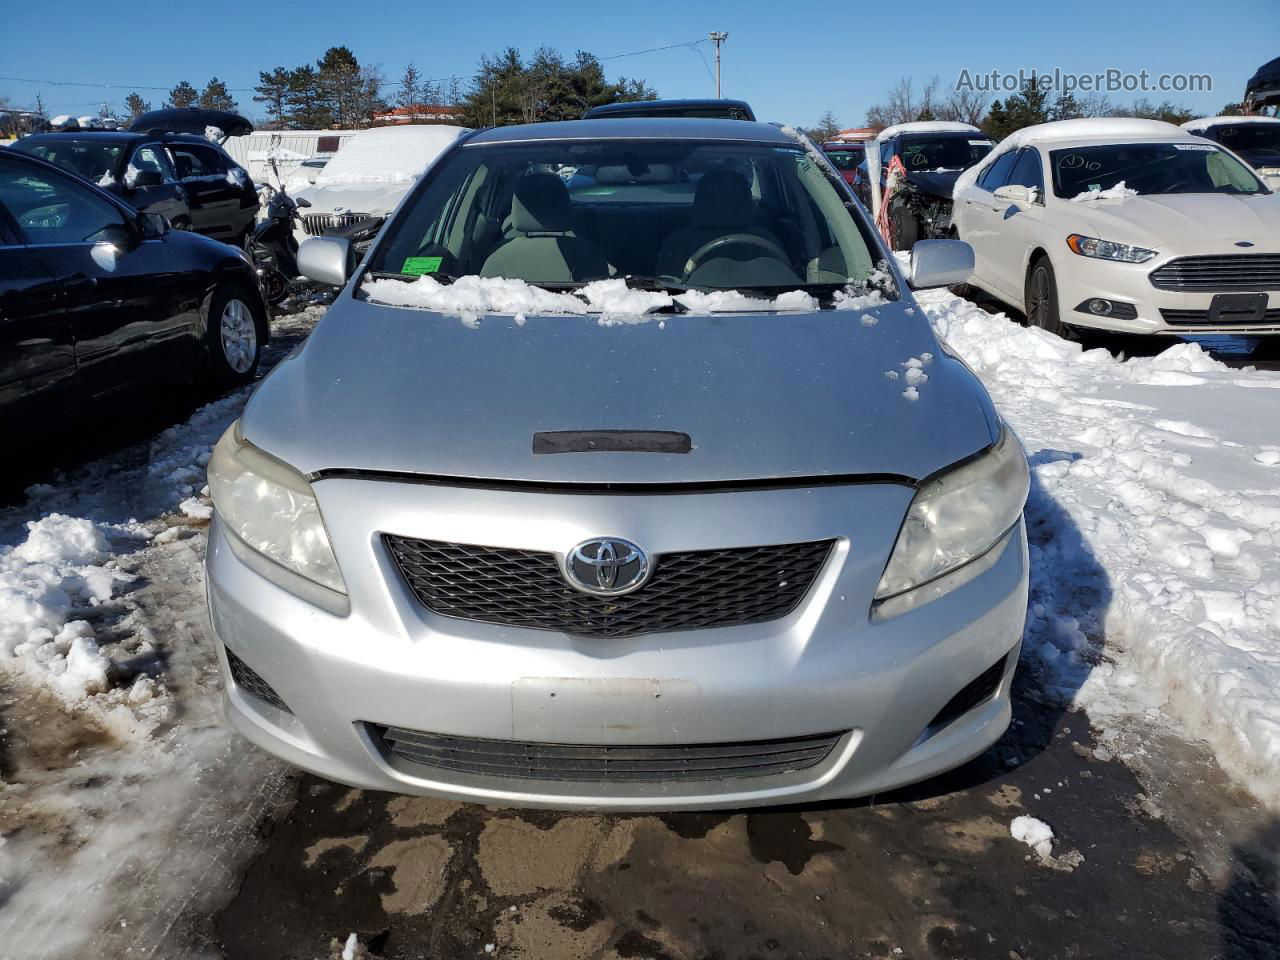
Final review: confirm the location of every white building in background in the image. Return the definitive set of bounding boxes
[222,130,358,187]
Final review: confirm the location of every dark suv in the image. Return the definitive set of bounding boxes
[13,130,259,245]
[584,98,756,121]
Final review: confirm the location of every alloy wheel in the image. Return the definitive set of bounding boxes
[220,298,258,374]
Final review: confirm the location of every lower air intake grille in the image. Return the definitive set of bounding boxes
[1160,308,1280,326]
[383,536,834,638]
[927,654,1008,731]
[225,648,291,714]
[373,726,844,782]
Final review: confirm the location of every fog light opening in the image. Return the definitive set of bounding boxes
[1088,298,1114,316]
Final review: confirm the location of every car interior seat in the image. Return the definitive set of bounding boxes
[479,173,610,282]
[654,169,785,278]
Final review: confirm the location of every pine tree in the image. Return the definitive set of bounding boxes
[397,63,423,110]
[124,93,151,121]
[199,77,238,113]
[254,68,291,129]
[1049,93,1082,122]
[166,81,198,109]
[286,66,330,128]
[806,110,842,142]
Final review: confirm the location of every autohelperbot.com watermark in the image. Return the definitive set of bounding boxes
[955,68,1212,96]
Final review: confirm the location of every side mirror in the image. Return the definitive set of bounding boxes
[908,239,974,289]
[295,197,311,208]
[130,170,163,189]
[297,236,353,287]
[140,213,169,239]
[993,184,1036,206]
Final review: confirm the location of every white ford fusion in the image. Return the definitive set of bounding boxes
[952,118,1280,345]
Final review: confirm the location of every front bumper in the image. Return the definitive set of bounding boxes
[206,478,1028,810]
[1053,245,1280,336]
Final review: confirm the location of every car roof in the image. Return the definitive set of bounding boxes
[584,98,755,118]
[466,117,793,146]
[18,130,149,145]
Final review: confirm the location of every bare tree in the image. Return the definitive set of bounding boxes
[941,87,989,126]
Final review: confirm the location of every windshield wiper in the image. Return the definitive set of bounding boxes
[366,270,459,284]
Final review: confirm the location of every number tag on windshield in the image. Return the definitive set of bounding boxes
[401,256,443,276]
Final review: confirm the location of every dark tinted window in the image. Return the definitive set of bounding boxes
[1203,124,1280,152]
[1048,142,1264,197]
[1007,149,1045,197]
[823,147,864,171]
[0,157,127,244]
[171,144,226,178]
[977,151,1018,190]
[13,138,124,182]
[898,136,994,171]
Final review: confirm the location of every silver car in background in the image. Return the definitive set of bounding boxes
[205,118,1030,810]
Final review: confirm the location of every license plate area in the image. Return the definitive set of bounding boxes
[1208,292,1267,324]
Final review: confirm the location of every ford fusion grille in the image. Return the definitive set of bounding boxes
[372,726,844,782]
[1160,307,1280,325]
[1149,254,1280,291]
[301,212,375,237]
[383,536,834,638]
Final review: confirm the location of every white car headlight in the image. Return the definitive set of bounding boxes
[208,423,346,594]
[875,428,1029,604]
[1066,234,1156,263]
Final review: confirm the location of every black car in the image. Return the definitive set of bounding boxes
[855,125,995,249]
[1184,118,1280,181]
[12,130,259,245]
[583,98,756,121]
[0,150,269,448]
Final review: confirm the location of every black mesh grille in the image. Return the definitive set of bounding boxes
[1149,254,1280,291]
[383,536,834,639]
[1160,307,1280,326]
[224,648,291,714]
[927,655,1008,731]
[373,726,844,782]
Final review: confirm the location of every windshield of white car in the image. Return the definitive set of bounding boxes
[366,139,880,293]
[15,139,125,181]
[896,136,993,171]
[1050,143,1266,198]
[1205,124,1280,153]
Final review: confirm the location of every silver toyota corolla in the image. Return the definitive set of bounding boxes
[205,118,1030,810]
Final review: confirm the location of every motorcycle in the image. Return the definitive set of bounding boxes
[250,177,309,306]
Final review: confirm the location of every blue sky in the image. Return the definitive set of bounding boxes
[3,0,1277,126]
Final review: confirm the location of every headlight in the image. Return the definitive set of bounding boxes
[875,428,1029,603]
[1065,234,1156,263]
[208,423,346,594]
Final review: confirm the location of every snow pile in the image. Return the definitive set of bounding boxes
[97,170,115,187]
[920,285,1280,803]
[363,275,884,325]
[315,125,468,186]
[1072,181,1139,202]
[1010,815,1055,858]
[875,120,980,142]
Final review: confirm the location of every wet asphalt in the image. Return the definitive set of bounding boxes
[211,671,1280,960]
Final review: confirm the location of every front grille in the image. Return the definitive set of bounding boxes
[384,536,834,639]
[927,654,1008,731]
[301,212,374,237]
[224,648,291,714]
[1149,254,1280,291]
[1160,307,1280,326]
[373,726,844,782]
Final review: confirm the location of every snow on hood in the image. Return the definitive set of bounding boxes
[876,121,980,142]
[242,283,995,484]
[1071,181,1138,202]
[360,275,888,327]
[954,118,1191,198]
[314,124,468,186]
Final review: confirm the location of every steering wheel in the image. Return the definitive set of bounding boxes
[684,233,792,276]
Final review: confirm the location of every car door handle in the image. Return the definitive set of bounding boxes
[65,277,97,297]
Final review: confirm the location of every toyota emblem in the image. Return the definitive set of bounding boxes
[565,538,650,596]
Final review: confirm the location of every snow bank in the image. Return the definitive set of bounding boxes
[1010,815,1055,858]
[362,275,884,325]
[315,125,468,186]
[1071,181,1139,202]
[920,286,1280,803]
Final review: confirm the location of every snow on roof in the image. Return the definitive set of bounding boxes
[953,117,1195,197]
[876,121,981,142]
[1182,115,1280,132]
[315,124,469,185]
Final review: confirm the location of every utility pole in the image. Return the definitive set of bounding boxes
[709,32,728,99]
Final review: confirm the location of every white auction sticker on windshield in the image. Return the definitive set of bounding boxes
[969,140,993,146]
[1173,143,1216,151]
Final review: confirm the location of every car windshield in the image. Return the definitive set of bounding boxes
[1049,142,1266,198]
[823,148,864,171]
[897,136,993,171]
[367,138,880,293]
[14,139,124,181]
[1205,123,1280,153]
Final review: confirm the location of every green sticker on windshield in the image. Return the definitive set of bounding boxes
[402,256,442,276]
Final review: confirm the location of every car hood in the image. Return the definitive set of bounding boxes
[295,182,412,217]
[1064,191,1280,246]
[240,293,999,485]
[904,170,962,199]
